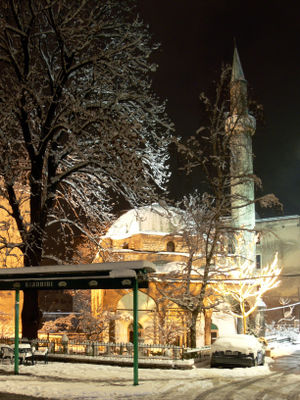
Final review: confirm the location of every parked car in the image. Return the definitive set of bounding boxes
[210,334,265,368]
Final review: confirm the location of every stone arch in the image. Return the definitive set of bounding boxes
[101,289,129,312]
[115,291,156,342]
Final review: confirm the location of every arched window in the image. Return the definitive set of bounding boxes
[122,242,129,249]
[166,241,175,252]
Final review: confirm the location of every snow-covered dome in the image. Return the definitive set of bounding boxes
[105,203,183,240]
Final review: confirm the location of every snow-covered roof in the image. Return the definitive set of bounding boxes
[154,261,185,274]
[104,203,183,240]
[256,215,300,224]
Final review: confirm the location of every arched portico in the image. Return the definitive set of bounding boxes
[115,291,156,342]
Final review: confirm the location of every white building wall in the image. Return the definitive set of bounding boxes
[212,312,237,337]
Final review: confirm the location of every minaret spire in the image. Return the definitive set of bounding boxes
[231,45,246,82]
[230,45,248,116]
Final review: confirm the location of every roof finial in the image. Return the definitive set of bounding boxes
[231,41,246,82]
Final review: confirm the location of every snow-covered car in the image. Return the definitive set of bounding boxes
[210,334,265,367]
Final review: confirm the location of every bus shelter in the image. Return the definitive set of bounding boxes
[0,260,156,385]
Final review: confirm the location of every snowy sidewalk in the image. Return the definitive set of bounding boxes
[0,359,272,400]
[0,343,297,400]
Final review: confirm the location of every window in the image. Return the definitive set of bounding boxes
[211,323,218,343]
[166,241,175,252]
[256,232,261,245]
[228,242,235,254]
[256,254,262,269]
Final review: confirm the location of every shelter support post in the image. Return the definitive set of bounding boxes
[14,290,19,375]
[133,278,138,386]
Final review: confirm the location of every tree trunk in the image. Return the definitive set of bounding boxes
[189,310,199,348]
[242,315,247,334]
[241,301,247,334]
[109,320,115,342]
[21,244,43,340]
[21,290,41,340]
[204,312,212,345]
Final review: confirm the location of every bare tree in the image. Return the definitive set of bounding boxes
[41,308,118,341]
[0,311,13,338]
[143,300,186,345]
[0,0,173,339]
[215,235,281,333]
[155,192,235,348]
[42,313,77,335]
[74,290,127,341]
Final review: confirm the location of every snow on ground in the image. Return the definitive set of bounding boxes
[0,361,271,400]
[268,340,299,358]
[0,342,298,400]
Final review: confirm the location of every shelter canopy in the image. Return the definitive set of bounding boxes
[0,261,156,291]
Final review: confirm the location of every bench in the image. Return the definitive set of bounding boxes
[0,344,14,363]
[33,347,48,364]
[11,343,48,365]
[14,343,34,365]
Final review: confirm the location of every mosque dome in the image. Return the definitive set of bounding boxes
[104,203,183,240]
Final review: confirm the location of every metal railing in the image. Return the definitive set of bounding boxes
[0,336,211,361]
[43,339,186,360]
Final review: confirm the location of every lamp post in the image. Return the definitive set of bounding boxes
[257,298,267,336]
[14,290,20,375]
[133,278,139,385]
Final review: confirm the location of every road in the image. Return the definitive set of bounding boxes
[153,350,300,400]
[0,394,48,400]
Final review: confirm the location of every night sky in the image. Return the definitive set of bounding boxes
[138,0,300,217]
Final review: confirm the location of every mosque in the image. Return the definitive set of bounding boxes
[88,47,300,346]
[91,203,237,346]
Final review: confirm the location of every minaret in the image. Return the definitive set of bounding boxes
[225,46,256,261]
